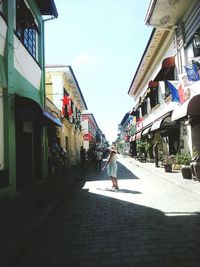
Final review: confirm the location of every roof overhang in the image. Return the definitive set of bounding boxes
[145,0,193,30]
[128,28,171,97]
[66,66,88,111]
[45,65,88,111]
[36,0,58,18]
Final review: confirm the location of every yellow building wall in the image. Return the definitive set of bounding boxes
[46,69,85,166]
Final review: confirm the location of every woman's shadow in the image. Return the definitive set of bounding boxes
[96,187,142,194]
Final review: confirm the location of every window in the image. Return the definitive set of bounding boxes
[164,82,171,99]
[132,110,139,121]
[192,32,200,57]
[141,99,148,116]
[15,0,39,60]
[71,101,75,124]
[147,87,159,108]
[0,0,3,14]
[72,104,77,119]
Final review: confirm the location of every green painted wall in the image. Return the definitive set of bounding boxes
[0,0,48,198]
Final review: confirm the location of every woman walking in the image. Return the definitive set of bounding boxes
[103,146,119,190]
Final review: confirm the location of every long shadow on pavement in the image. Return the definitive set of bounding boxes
[10,160,200,267]
[12,184,200,267]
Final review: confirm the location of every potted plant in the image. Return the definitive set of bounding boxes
[145,142,154,162]
[136,141,146,162]
[162,154,175,172]
[176,152,192,179]
[173,153,182,170]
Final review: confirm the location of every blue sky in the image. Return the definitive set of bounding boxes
[44,0,152,143]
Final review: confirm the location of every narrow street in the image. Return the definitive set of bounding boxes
[12,155,200,267]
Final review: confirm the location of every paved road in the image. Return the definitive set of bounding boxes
[12,155,200,267]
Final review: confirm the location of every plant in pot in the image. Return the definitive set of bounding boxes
[177,153,192,179]
[173,153,181,170]
[144,142,154,162]
[136,141,147,162]
[162,154,175,172]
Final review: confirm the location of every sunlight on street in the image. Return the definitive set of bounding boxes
[82,178,200,217]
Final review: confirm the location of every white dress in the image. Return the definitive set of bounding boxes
[107,152,117,177]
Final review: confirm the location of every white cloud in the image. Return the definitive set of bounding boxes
[72,53,94,66]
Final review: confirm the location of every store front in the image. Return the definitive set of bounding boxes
[15,95,62,191]
[171,94,200,153]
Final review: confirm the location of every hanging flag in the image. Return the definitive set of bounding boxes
[178,84,186,104]
[67,98,73,116]
[184,63,200,81]
[63,95,69,105]
[61,95,70,117]
[166,81,180,102]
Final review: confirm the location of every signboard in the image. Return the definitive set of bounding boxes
[83,133,92,141]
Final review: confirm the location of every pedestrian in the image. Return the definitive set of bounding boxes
[96,148,103,171]
[102,146,119,190]
[80,146,86,170]
[153,141,159,167]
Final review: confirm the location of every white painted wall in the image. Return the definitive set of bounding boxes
[14,36,42,89]
[84,140,89,150]
[81,119,88,134]
[0,87,4,169]
[51,76,63,111]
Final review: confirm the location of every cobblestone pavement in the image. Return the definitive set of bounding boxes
[12,155,200,267]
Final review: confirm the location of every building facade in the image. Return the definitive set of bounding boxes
[117,113,132,155]
[81,113,103,150]
[45,65,88,165]
[0,0,58,197]
[128,0,200,159]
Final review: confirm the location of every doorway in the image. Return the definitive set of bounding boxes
[16,123,33,191]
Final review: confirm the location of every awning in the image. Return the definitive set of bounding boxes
[151,112,172,132]
[151,119,162,131]
[171,94,200,121]
[154,57,175,81]
[42,109,62,127]
[15,95,43,120]
[136,132,142,140]
[142,126,151,136]
[171,101,189,121]
[15,95,62,127]
[130,135,136,142]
